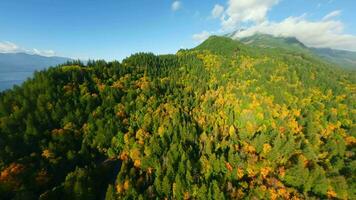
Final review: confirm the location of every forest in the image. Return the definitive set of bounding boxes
[0,36,355,199]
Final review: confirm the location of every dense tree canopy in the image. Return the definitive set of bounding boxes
[0,36,355,199]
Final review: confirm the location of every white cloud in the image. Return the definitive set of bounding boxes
[0,41,19,53]
[192,31,211,42]
[32,49,56,57]
[212,4,224,19]
[221,0,279,30]
[322,10,341,21]
[172,1,181,11]
[232,15,356,51]
[0,41,56,57]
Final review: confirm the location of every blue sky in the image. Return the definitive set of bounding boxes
[0,0,355,60]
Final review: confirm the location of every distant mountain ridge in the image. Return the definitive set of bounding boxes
[229,33,356,69]
[311,47,356,69]
[0,52,71,91]
[0,52,71,72]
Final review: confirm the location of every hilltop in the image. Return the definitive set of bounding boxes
[0,36,355,200]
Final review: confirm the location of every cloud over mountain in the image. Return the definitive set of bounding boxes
[0,41,56,57]
[196,0,356,51]
[0,41,19,54]
[232,12,356,51]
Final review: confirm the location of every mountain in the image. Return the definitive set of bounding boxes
[233,33,356,69]
[0,37,355,199]
[0,53,71,72]
[194,35,244,56]
[238,33,309,53]
[0,53,71,91]
[310,47,356,69]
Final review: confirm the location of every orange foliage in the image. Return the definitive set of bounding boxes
[278,167,286,178]
[136,129,149,145]
[225,162,233,172]
[42,149,54,159]
[0,163,25,189]
[247,167,256,177]
[134,159,141,168]
[112,80,124,89]
[130,148,141,161]
[116,110,126,118]
[289,118,302,134]
[263,144,272,154]
[116,184,124,193]
[299,154,309,167]
[51,128,65,136]
[345,136,356,146]
[260,167,272,179]
[269,188,278,200]
[120,151,129,161]
[236,168,244,179]
[279,126,286,134]
[243,143,256,154]
[183,192,190,200]
[321,123,338,138]
[292,109,301,117]
[277,188,290,199]
[327,187,337,198]
[123,180,130,190]
[135,76,150,90]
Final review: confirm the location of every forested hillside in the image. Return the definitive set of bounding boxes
[0,36,355,200]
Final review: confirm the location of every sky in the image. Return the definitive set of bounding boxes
[0,0,355,60]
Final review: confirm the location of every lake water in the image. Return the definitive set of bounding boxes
[0,71,34,91]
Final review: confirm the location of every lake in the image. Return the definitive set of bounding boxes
[0,71,34,91]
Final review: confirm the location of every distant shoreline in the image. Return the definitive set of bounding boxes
[0,71,33,91]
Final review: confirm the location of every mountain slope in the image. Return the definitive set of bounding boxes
[239,33,309,54]
[0,37,355,199]
[311,47,356,69]
[235,33,356,69]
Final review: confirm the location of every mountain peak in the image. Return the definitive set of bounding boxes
[194,35,244,56]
